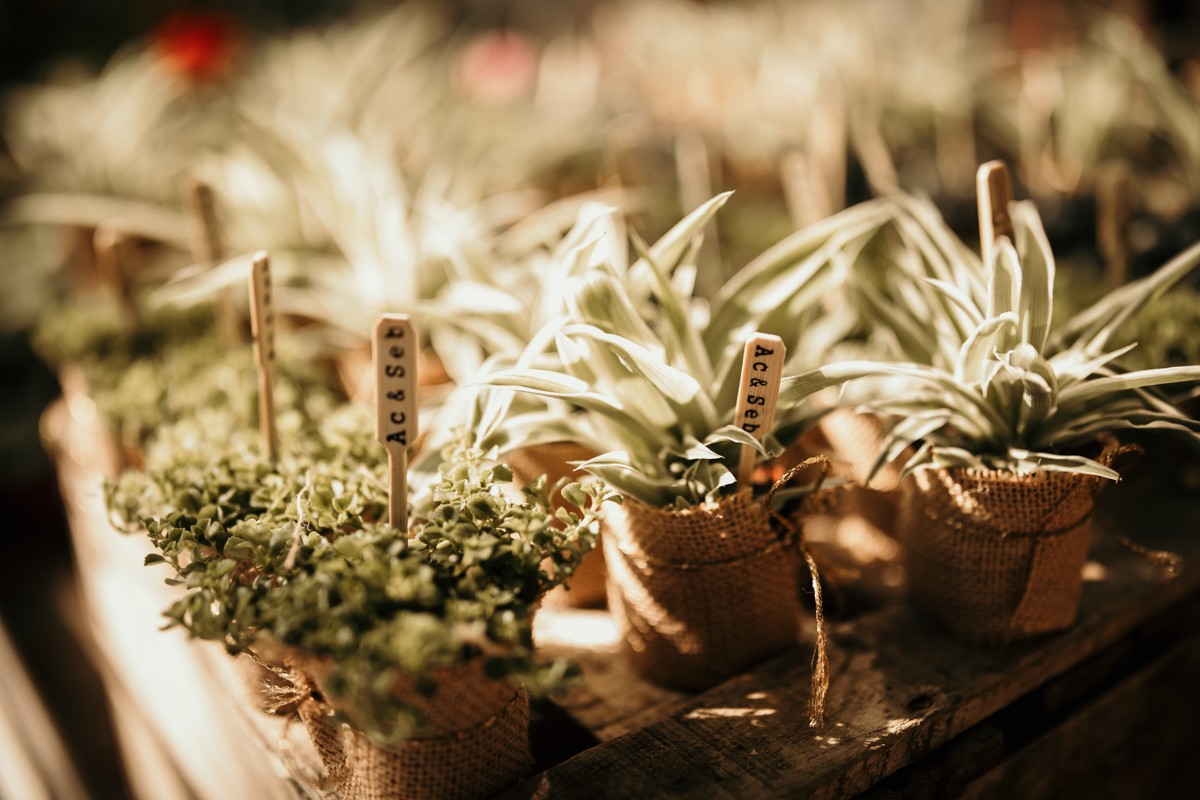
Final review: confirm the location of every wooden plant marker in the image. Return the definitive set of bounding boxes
[1097,163,1133,287]
[977,160,1014,267]
[93,226,140,326]
[373,314,418,533]
[733,333,787,487]
[248,252,278,463]
[185,179,241,344]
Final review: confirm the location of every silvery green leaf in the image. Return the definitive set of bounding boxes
[1006,449,1120,481]
[897,443,986,478]
[434,280,525,316]
[956,313,1019,384]
[1043,407,1200,447]
[1012,201,1055,351]
[480,368,666,446]
[571,452,678,507]
[925,278,984,327]
[1055,365,1200,408]
[870,411,953,482]
[712,465,738,492]
[681,439,723,461]
[856,278,941,365]
[1049,343,1138,389]
[566,270,660,350]
[1058,239,1200,355]
[702,424,770,456]
[628,192,732,299]
[780,360,1003,440]
[553,330,598,384]
[149,253,258,307]
[563,323,706,404]
[709,201,891,348]
[626,229,713,386]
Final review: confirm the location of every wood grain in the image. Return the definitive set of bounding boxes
[514,474,1200,799]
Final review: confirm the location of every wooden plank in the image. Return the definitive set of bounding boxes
[508,473,1200,799]
[961,630,1200,799]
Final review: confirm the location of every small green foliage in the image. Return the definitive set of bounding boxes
[109,413,617,745]
[34,296,338,452]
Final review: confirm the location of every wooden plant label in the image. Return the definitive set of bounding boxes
[93,226,140,325]
[248,252,278,463]
[185,179,241,344]
[373,314,418,533]
[733,333,786,487]
[976,160,1014,268]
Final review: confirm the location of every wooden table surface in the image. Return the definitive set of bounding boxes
[45,392,1200,799]
[517,470,1200,799]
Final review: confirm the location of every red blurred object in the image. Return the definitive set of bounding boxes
[154,11,240,81]
[456,30,538,104]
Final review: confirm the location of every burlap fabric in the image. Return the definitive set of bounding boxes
[264,656,532,800]
[899,442,1124,644]
[603,491,803,690]
[508,442,607,608]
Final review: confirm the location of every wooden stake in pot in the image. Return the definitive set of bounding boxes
[373,314,418,533]
[733,333,786,487]
[248,252,278,464]
[93,226,140,327]
[185,179,241,344]
[977,160,1014,266]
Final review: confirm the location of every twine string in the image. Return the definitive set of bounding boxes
[767,456,832,728]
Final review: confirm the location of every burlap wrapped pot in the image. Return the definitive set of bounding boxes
[507,441,607,608]
[899,441,1125,644]
[270,656,532,800]
[603,491,803,690]
[819,408,902,536]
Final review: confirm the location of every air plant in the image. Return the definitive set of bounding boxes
[781,188,1200,480]
[474,194,893,507]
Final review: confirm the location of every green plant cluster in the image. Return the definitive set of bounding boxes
[34,296,338,452]
[109,407,617,744]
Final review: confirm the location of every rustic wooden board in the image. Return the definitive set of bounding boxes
[960,628,1200,799]
[514,472,1200,799]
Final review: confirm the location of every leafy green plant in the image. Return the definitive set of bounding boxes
[980,12,1200,206]
[780,192,1200,479]
[34,297,339,453]
[108,405,616,745]
[474,194,890,507]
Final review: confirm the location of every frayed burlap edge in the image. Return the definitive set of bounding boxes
[254,655,531,800]
[899,440,1131,644]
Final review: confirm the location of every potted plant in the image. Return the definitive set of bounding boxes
[421,194,718,607]
[475,195,891,712]
[108,402,615,800]
[781,163,1200,643]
